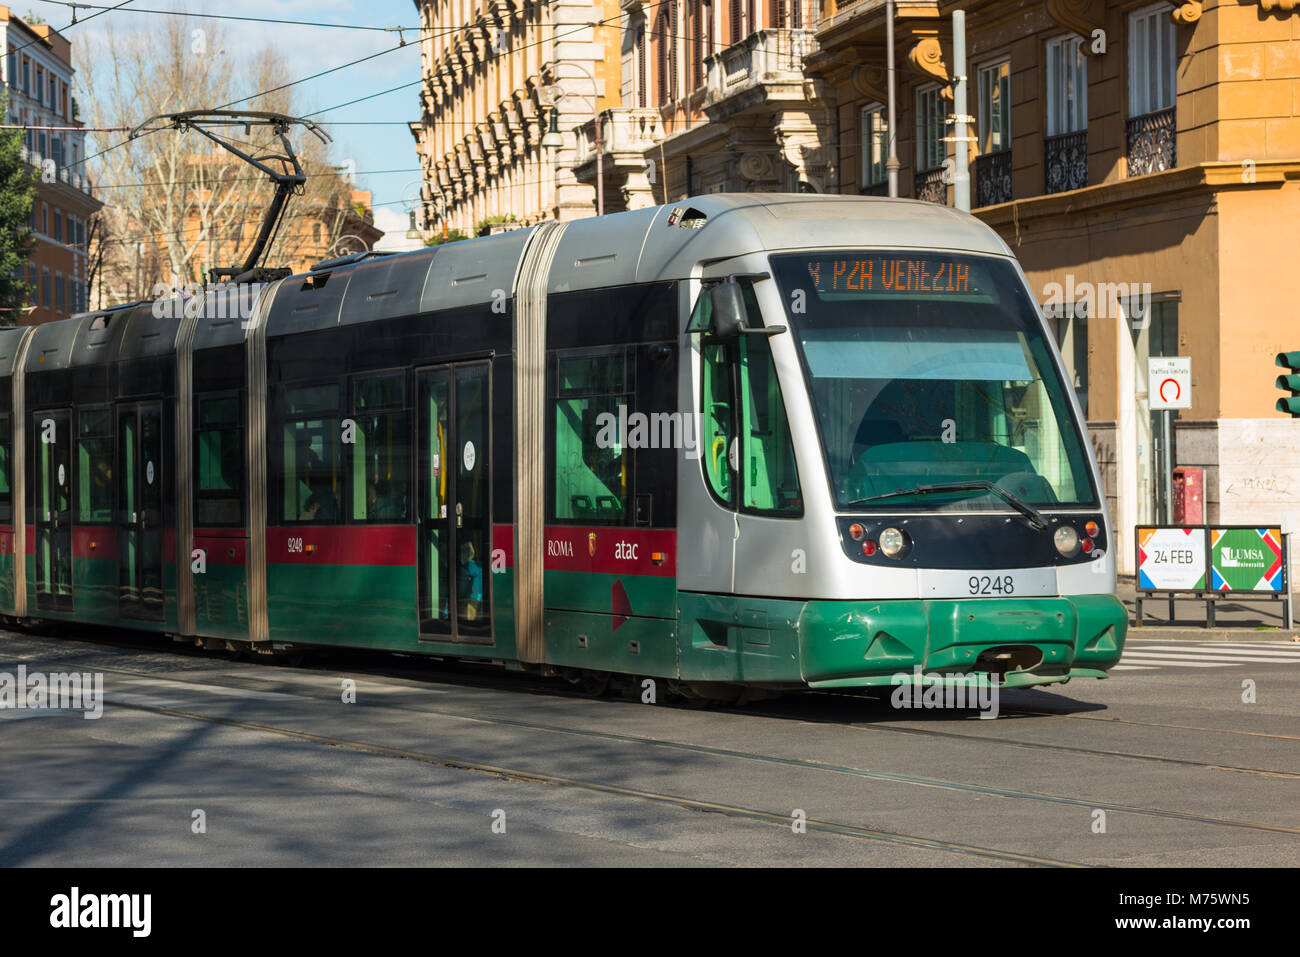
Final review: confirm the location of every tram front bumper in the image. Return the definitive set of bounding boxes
[797,594,1127,690]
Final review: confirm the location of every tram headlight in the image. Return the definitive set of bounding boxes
[879,527,907,558]
[1053,525,1080,557]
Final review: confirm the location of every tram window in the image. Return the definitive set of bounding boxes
[552,350,632,524]
[281,383,343,524]
[351,372,410,523]
[700,342,734,506]
[195,396,243,526]
[739,333,802,515]
[76,407,114,523]
[0,415,10,523]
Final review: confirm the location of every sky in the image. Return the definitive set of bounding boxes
[39,0,428,239]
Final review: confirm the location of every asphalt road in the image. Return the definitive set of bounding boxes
[1,628,1297,867]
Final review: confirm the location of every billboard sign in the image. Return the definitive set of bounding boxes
[1209,527,1285,593]
[1137,526,1206,591]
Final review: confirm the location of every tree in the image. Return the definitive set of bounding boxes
[80,16,363,299]
[0,92,37,322]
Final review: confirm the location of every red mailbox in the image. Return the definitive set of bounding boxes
[1172,466,1204,525]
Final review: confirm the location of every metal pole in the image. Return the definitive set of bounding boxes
[595,112,604,216]
[1285,531,1295,631]
[885,0,899,198]
[1162,409,1173,525]
[953,10,970,211]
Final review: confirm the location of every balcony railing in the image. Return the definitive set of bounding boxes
[575,108,662,166]
[20,145,94,195]
[1044,130,1088,194]
[1126,107,1175,176]
[913,166,947,205]
[974,149,1012,207]
[703,29,816,114]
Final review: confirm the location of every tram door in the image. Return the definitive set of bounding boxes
[32,410,73,612]
[416,363,491,642]
[117,403,164,620]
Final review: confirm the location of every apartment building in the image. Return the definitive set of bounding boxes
[1,7,100,324]
[409,0,624,233]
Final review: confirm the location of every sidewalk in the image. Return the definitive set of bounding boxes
[1116,576,1300,642]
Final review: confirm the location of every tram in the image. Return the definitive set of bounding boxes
[0,194,1126,696]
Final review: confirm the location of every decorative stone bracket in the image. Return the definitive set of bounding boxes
[905,32,952,99]
[1258,0,1300,11]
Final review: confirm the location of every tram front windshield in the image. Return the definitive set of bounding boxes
[770,251,1097,510]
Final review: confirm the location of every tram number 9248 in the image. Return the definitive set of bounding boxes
[969,575,1016,595]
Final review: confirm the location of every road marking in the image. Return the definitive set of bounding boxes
[1120,641,1300,669]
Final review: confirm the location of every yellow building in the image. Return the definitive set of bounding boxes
[810,0,1300,575]
[410,0,625,232]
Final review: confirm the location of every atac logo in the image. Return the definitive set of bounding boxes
[614,540,639,561]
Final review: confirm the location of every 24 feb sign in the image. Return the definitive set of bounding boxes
[1137,527,1206,591]
[1209,527,1284,593]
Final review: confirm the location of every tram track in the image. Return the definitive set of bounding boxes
[107,697,1088,867]
[57,655,1300,845]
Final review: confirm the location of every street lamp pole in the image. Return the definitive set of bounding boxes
[544,59,603,215]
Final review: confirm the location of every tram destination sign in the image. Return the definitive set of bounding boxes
[1137,526,1207,592]
[802,255,980,296]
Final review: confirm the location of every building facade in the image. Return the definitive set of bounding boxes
[410,0,624,233]
[810,0,1300,574]
[1,7,100,325]
[571,0,833,209]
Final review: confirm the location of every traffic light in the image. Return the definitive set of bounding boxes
[1277,351,1300,417]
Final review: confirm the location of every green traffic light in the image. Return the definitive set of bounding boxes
[1279,352,1300,417]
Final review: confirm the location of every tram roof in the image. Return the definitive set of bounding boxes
[545,193,1014,295]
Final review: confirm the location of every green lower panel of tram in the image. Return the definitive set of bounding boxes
[69,555,120,623]
[0,550,12,612]
[194,563,250,641]
[797,594,1127,689]
[267,562,417,647]
[673,592,1126,688]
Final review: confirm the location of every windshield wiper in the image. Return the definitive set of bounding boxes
[846,480,1048,531]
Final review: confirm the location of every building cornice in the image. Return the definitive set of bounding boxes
[975,161,1300,231]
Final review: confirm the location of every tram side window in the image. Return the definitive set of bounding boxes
[0,414,10,524]
[697,283,801,515]
[196,396,243,526]
[76,407,114,523]
[739,332,802,515]
[351,371,410,522]
[552,350,632,524]
[700,342,734,506]
[281,383,343,524]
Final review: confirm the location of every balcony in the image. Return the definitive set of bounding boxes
[1044,130,1088,194]
[974,149,1012,207]
[20,146,94,195]
[913,166,947,205]
[574,108,662,168]
[1126,107,1175,177]
[703,29,817,121]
